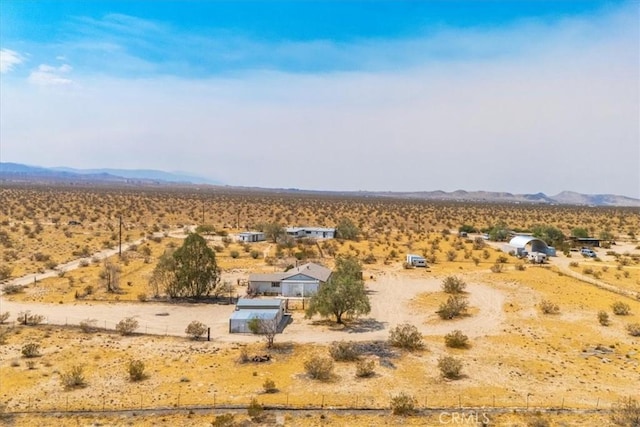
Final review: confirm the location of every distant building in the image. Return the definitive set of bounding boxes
[503,235,553,257]
[568,237,601,248]
[285,227,335,239]
[238,231,266,243]
[248,262,333,297]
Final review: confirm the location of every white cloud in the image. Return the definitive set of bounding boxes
[0,49,24,73]
[28,64,73,85]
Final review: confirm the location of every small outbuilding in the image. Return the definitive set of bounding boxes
[238,231,266,243]
[229,298,285,333]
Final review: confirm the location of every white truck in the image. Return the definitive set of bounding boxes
[528,252,547,264]
[406,254,427,267]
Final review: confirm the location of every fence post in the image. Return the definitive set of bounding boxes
[596,398,599,410]
[561,397,564,410]
[321,394,324,408]
[177,391,181,408]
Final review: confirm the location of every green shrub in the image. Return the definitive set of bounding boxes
[250,250,260,259]
[329,341,360,361]
[612,301,631,315]
[438,356,463,379]
[539,300,560,315]
[128,359,146,381]
[442,276,466,294]
[627,323,640,337]
[304,355,334,380]
[598,311,610,326]
[388,323,424,351]
[390,392,416,416]
[61,365,86,389]
[185,320,208,340]
[437,295,469,319]
[444,330,469,348]
[116,317,139,335]
[230,250,240,259]
[247,397,264,419]
[21,343,40,358]
[263,378,277,393]
[355,359,376,378]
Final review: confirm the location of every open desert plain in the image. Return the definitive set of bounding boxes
[0,185,638,426]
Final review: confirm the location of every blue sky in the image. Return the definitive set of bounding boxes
[1,1,638,197]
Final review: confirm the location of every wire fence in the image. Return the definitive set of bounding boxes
[6,390,614,414]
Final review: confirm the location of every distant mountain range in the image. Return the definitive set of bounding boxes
[0,162,220,185]
[1,162,638,207]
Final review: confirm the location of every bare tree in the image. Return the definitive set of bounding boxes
[248,317,279,348]
[100,260,121,293]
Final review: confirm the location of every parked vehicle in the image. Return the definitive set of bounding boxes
[580,248,597,258]
[406,254,427,267]
[528,252,547,264]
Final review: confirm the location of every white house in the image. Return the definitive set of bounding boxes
[229,298,285,333]
[285,227,336,239]
[248,262,332,297]
[238,231,266,243]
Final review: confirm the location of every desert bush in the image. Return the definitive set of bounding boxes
[597,311,610,326]
[0,265,13,281]
[128,359,147,381]
[0,312,9,324]
[329,341,360,361]
[304,355,334,380]
[116,317,139,335]
[21,343,41,358]
[437,295,469,319]
[610,396,640,426]
[444,330,469,348]
[238,348,250,364]
[626,323,640,337]
[612,301,631,315]
[211,413,236,427]
[17,312,45,326]
[230,250,240,259]
[389,323,425,351]
[79,318,97,333]
[539,300,560,315]
[247,397,264,419]
[390,392,416,416]
[355,359,376,378]
[569,261,579,267]
[446,249,457,262]
[490,262,504,273]
[527,414,551,427]
[0,327,10,345]
[250,250,260,259]
[3,284,22,294]
[185,320,208,340]
[263,378,277,393]
[514,262,526,271]
[441,276,466,294]
[61,365,86,389]
[438,356,463,379]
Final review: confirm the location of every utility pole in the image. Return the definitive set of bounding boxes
[202,199,205,224]
[118,214,122,257]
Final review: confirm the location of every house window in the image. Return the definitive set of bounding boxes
[271,282,280,288]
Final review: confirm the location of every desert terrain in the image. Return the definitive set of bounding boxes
[0,184,639,426]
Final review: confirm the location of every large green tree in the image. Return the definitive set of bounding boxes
[173,233,220,298]
[305,256,370,324]
[532,225,565,248]
[149,233,220,299]
[335,217,360,241]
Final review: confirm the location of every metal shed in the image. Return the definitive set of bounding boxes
[503,235,549,257]
[229,309,281,333]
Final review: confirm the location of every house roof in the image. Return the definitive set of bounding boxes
[236,298,283,309]
[239,231,264,236]
[248,262,332,283]
[286,227,335,233]
[230,309,280,321]
[284,263,332,282]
